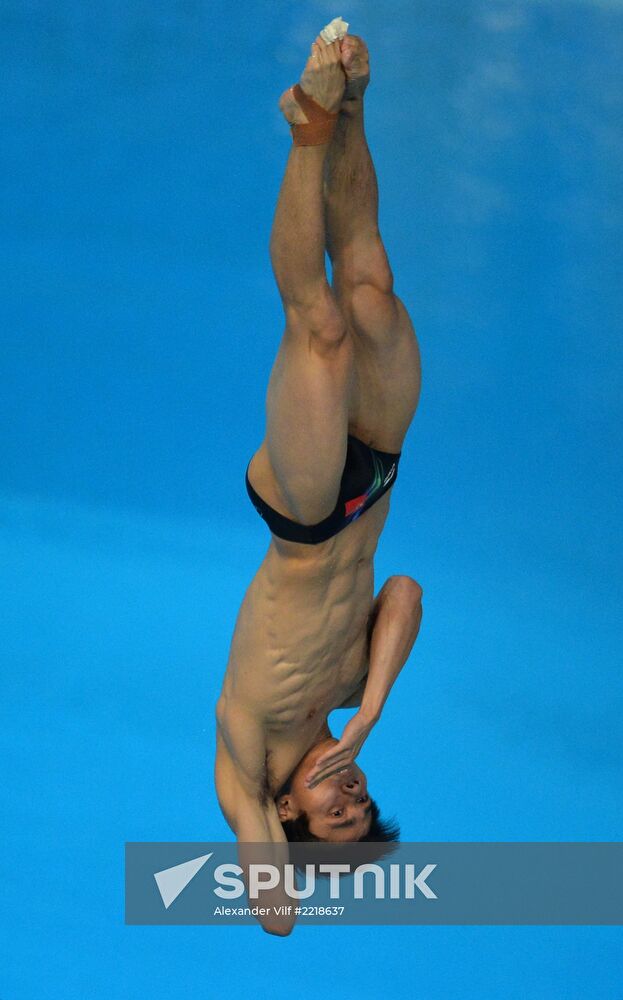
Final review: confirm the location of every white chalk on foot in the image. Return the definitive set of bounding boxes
[320,16,349,44]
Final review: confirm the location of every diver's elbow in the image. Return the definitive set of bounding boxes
[388,574,423,612]
[262,919,295,937]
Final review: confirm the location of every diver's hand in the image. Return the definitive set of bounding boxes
[304,710,379,789]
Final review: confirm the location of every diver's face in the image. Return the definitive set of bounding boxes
[280,740,372,842]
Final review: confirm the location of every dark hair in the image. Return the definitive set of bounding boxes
[281,798,399,844]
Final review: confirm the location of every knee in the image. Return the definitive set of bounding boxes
[286,287,349,354]
[347,280,399,338]
[361,252,394,297]
[335,237,394,297]
[333,239,397,336]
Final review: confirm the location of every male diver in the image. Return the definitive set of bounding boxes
[215,32,422,862]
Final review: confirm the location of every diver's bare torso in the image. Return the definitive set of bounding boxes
[217,489,391,796]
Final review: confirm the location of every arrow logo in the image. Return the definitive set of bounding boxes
[153,852,213,909]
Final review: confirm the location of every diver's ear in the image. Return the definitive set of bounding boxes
[276,795,297,821]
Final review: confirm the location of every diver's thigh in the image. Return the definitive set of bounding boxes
[264,328,354,524]
[346,294,421,451]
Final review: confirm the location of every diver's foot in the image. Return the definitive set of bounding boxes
[279,35,346,129]
[339,35,370,106]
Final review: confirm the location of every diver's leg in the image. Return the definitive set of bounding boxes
[248,36,352,525]
[325,36,421,452]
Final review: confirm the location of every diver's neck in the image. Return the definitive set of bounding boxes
[272,721,337,801]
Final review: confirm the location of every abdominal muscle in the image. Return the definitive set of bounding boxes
[219,496,390,780]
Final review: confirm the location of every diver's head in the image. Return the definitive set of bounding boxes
[276,738,399,843]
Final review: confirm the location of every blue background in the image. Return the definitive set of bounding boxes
[1,0,622,996]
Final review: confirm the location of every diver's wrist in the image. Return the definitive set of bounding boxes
[358,700,381,726]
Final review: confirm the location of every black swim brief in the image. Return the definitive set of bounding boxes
[245,434,401,545]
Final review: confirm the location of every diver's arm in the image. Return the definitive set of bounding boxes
[336,576,422,711]
[305,575,422,787]
[215,739,285,842]
[359,574,423,721]
[215,700,283,840]
[335,674,368,709]
[215,701,295,936]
